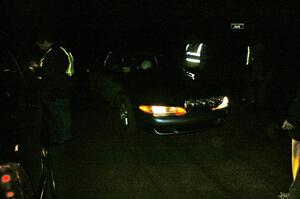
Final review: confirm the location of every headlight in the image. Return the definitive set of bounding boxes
[212,96,229,110]
[139,105,187,117]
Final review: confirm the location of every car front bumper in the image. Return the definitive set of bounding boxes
[135,108,228,135]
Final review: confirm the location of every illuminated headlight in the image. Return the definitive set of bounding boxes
[139,105,187,117]
[212,96,229,110]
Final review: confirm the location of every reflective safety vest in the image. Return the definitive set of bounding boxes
[185,43,204,63]
[40,46,75,77]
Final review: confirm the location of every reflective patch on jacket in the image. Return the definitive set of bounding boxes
[60,47,75,77]
[39,47,75,77]
[39,48,52,67]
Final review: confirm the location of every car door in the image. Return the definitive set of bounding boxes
[0,40,55,199]
[0,44,24,128]
[0,41,36,198]
[98,52,129,105]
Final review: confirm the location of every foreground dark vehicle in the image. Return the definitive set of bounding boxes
[0,140,58,199]
[0,32,59,199]
[91,51,229,135]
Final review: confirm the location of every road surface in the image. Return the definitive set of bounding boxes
[51,96,291,199]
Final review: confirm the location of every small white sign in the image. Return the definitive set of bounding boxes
[231,23,244,30]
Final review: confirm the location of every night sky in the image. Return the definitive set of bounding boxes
[1,1,299,41]
[1,1,300,77]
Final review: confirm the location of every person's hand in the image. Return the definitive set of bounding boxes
[30,61,39,68]
[282,120,295,130]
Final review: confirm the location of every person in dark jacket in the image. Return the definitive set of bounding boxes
[36,37,74,144]
[243,42,268,107]
[281,82,300,199]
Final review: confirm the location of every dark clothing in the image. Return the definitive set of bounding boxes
[42,99,72,143]
[290,163,300,199]
[243,43,268,107]
[287,84,300,199]
[40,44,73,143]
[41,45,72,100]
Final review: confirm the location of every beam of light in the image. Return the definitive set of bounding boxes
[186,58,201,63]
[139,105,187,117]
[186,43,203,57]
[152,106,167,114]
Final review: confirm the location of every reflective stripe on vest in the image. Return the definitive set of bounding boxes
[39,48,53,67]
[40,47,74,77]
[186,43,203,57]
[246,46,251,66]
[60,47,75,77]
[185,43,203,63]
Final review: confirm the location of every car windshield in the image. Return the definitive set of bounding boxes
[129,54,182,74]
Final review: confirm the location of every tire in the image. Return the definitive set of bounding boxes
[117,95,138,139]
[43,152,59,199]
[22,129,59,199]
[34,148,60,199]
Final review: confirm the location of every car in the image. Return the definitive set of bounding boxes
[91,48,229,136]
[0,32,59,199]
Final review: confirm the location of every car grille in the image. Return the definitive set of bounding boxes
[184,97,223,111]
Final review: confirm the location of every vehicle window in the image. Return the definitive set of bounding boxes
[105,53,132,74]
[0,47,22,91]
[133,55,158,71]
[105,53,119,72]
[140,60,153,70]
[0,48,19,72]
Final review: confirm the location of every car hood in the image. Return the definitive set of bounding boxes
[124,71,223,107]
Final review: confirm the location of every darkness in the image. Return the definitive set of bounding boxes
[1,1,300,198]
[1,2,298,65]
[0,1,298,129]
[1,1,300,140]
[1,1,299,55]
[1,0,300,141]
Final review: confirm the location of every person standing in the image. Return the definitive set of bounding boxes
[243,41,268,108]
[280,82,300,199]
[36,36,75,145]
